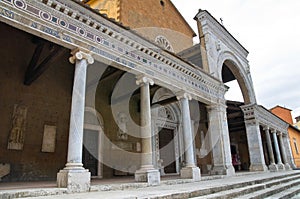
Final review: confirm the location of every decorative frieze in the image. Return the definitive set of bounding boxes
[0,0,227,104]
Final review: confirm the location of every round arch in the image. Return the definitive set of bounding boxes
[217,51,257,104]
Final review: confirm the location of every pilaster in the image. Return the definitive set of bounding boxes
[207,103,235,176]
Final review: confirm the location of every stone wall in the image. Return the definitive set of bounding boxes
[0,23,73,181]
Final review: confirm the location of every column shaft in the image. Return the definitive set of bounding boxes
[278,133,291,170]
[265,128,275,164]
[272,130,285,170]
[180,97,196,167]
[66,58,88,168]
[140,81,154,168]
[135,76,160,185]
[272,131,282,164]
[57,50,94,192]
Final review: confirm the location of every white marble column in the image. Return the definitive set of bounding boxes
[207,104,235,176]
[57,49,94,192]
[278,132,291,170]
[177,92,201,181]
[271,130,285,170]
[244,121,268,172]
[264,127,278,171]
[283,133,296,169]
[135,76,160,185]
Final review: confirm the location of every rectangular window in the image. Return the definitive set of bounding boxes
[293,138,299,154]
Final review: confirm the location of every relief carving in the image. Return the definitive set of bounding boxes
[7,104,27,150]
[116,112,128,140]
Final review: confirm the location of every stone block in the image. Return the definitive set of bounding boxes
[180,166,201,181]
[276,163,285,170]
[57,169,91,193]
[135,169,160,186]
[249,164,268,172]
[210,165,235,176]
[268,163,278,172]
[284,163,291,170]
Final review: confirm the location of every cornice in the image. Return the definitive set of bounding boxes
[195,10,249,64]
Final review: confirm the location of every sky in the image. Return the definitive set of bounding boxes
[172,0,300,120]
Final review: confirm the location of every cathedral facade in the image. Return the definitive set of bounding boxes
[0,0,295,192]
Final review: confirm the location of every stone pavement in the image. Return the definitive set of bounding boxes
[2,170,298,199]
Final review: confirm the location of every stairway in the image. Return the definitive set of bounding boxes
[192,172,300,199]
[0,164,10,181]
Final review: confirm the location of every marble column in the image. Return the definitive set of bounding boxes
[244,121,268,171]
[177,92,200,181]
[135,76,160,185]
[283,133,296,169]
[57,49,94,192]
[271,130,285,170]
[207,104,235,176]
[278,132,291,170]
[264,127,277,171]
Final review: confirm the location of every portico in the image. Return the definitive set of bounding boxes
[0,0,296,194]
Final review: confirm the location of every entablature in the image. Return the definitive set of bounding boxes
[0,0,227,105]
[241,104,289,134]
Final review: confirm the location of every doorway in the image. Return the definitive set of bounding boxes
[159,128,176,174]
[83,129,98,176]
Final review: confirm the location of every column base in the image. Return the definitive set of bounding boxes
[277,163,285,170]
[57,167,91,193]
[249,164,268,172]
[180,166,201,181]
[268,163,278,172]
[135,168,160,186]
[284,163,292,170]
[210,165,235,176]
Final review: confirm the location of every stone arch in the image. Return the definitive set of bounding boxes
[151,88,182,174]
[217,51,256,104]
[152,88,180,122]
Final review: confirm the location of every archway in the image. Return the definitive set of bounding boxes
[151,88,182,175]
[218,52,253,171]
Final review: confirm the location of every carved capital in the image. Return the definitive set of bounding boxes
[136,75,154,86]
[176,91,192,101]
[69,49,94,65]
[270,129,277,134]
[263,126,270,132]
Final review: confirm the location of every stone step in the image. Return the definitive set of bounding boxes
[269,184,300,199]
[191,184,266,199]
[191,174,300,199]
[235,178,300,199]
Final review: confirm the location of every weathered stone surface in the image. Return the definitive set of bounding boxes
[135,169,160,186]
[57,170,91,193]
[180,166,201,181]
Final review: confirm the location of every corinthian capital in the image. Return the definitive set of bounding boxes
[69,48,94,65]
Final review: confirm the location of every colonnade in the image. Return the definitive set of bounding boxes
[56,50,292,192]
